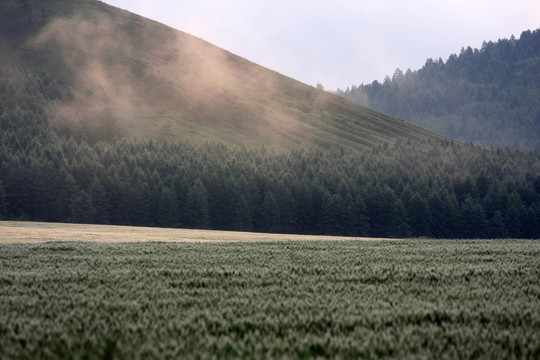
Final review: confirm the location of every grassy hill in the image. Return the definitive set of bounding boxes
[0,0,446,149]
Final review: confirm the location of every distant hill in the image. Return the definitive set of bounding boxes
[338,29,540,150]
[0,0,446,150]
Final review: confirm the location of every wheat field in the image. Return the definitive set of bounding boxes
[1,221,539,359]
[0,221,391,244]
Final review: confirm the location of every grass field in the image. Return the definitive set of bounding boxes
[1,222,539,359]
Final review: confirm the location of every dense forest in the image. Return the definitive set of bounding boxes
[338,29,540,150]
[2,66,540,238]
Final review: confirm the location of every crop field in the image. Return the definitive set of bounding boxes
[1,222,539,359]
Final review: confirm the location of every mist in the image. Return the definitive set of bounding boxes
[26,6,364,148]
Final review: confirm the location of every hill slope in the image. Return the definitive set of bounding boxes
[4,1,540,239]
[338,29,540,150]
[0,0,446,149]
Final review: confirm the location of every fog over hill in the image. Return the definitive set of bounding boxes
[1,0,445,149]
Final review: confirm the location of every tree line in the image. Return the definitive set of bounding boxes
[2,66,540,238]
[337,28,540,150]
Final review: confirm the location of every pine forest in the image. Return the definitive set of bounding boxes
[2,66,540,238]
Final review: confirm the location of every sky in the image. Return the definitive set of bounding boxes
[103,0,539,90]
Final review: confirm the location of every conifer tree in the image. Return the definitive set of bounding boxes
[55,172,79,222]
[459,195,488,238]
[408,192,432,236]
[261,189,280,233]
[504,192,526,238]
[388,199,409,238]
[133,180,153,226]
[234,194,253,232]
[88,177,109,224]
[69,190,96,224]
[320,193,343,235]
[184,179,210,229]
[489,210,508,238]
[155,186,178,228]
[352,194,369,236]
[0,180,7,219]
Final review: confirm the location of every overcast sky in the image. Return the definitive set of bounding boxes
[103,0,539,90]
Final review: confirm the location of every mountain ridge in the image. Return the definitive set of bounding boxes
[1,0,448,150]
[338,28,540,150]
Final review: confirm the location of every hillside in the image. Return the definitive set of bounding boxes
[2,0,540,238]
[0,0,445,150]
[338,29,540,150]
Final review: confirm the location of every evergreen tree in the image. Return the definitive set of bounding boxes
[388,199,409,238]
[293,181,317,234]
[233,194,253,232]
[88,177,109,224]
[408,192,432,237]
[488,210,508,239]
[102,172,132,225]
[184,179,210,229]
[504,192,526,237]
[29,159,57,222]
[133,180,153,226]
[55,172,79,222]
[366,185,401,237]
[320,193,347,235]
[459,195,488,238]
[0,180,7,219]
[352,194,369,236]
[274,183,297,234]
[428,191,447,238]
[69,190,96,224]
[260,189,280,233]
[155,186,178,228]
[522,205,539,239]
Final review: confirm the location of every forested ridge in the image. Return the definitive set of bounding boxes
[338,29,540,150]
[2,67,540,238]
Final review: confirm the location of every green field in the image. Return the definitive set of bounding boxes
[1,224,539,359]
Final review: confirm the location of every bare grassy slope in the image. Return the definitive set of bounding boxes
[2,0,447,149]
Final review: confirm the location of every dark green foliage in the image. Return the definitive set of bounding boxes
[184,179,211,229]
[459,195,488,238]
[0,181,7,219]
[233,194,253,232]
[408,193,431,237]
[489,210,508,238]
[2,127,540,237]
[338,29,540,150]
[260,189,280,233]
[69,189,96,223]
[1,67,540,238]
[1,240,539,358]
[88,177,110,224]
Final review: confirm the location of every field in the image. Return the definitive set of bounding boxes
[1,222,539,359]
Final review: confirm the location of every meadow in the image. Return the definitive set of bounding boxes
[1,222,539,359]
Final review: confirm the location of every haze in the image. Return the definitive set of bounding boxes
[102,0,539,90]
